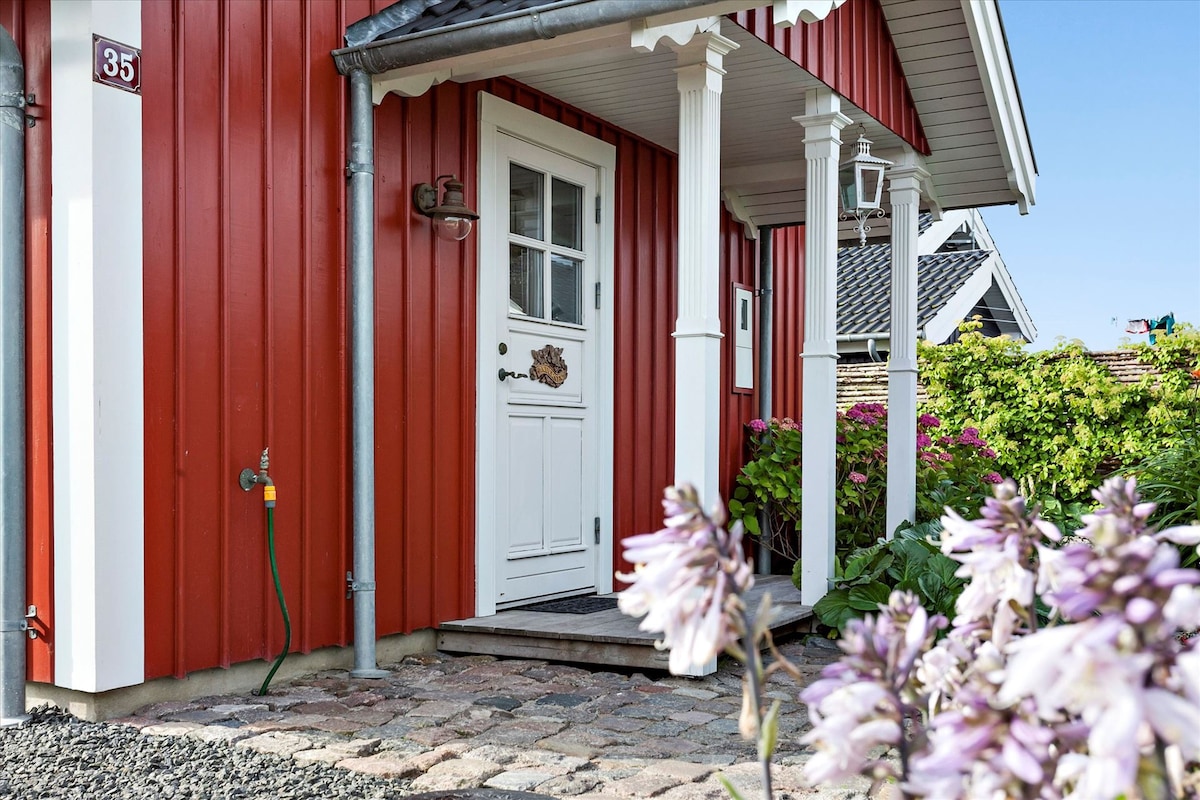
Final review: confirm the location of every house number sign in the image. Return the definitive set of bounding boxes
[93,35,141,95]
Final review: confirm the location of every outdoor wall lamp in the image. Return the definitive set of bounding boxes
[413,174,479,242]
[838,127,892,246]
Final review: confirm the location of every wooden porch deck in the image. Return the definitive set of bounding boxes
[436,575,812,674]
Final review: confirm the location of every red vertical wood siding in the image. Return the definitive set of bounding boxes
[0,0,53,684]
[142,1,766,676]
[731,0,929,155]
[142,0,388,679]
[770,226,806,422]
[719,211,760,503]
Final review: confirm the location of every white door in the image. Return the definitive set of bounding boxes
[490,133,600,608]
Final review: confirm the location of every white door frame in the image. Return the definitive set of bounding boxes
[475,93,616,618]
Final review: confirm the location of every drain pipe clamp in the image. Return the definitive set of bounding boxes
[345,572,376,600]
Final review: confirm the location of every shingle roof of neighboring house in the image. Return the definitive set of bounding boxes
[918,212,934,234]
[837,245,990,336]
[346,0,557,45]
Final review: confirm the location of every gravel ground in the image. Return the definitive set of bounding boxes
[0,706,411,799]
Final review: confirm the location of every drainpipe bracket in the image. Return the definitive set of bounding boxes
[345,161,375,177]
[346,572,376,599]
[1,607,38,639]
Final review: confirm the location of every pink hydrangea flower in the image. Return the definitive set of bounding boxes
[848,471,868,484]
[747,418,768,434]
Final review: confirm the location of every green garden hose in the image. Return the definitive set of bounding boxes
[257,498,291,696]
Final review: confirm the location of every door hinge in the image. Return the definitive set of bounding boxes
[595,195,601,224]
[594,516,601,545]
[594,281,601,310]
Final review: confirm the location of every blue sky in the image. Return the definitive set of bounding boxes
[980,0,1200,352]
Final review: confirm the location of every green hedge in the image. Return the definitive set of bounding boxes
[917,321,1200,505]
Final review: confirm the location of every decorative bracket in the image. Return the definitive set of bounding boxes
[772,0,848,29]
[722,189,759,241]
[372,69,452,104]
[630,15,720,53]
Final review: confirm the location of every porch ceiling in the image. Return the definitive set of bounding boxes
[364,1,1035,239]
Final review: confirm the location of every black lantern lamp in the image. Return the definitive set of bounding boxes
[413,174,480,242]
[838,127,892,246]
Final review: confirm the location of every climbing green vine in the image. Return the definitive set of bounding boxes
[918,320,1200,506]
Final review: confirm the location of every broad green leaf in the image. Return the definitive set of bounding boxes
[848,583,892,612]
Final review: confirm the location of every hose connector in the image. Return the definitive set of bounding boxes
[239,447,275,507]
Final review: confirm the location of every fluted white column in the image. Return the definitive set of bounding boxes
[885,165,928,538]
[673,30,738,512]
[795,88,850,606]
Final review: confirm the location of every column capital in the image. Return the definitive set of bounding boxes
[673,31,739,93]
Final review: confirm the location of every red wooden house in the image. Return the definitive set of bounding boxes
[0,0,1034,720]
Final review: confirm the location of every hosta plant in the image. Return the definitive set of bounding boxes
[619,477,1200,800]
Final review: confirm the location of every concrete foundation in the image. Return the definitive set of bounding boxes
[25,629,436,722]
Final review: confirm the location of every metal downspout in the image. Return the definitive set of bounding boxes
[755,228,772,575]
[347,68,387,679]
[0,25,28,727]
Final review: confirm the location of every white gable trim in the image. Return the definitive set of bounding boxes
[960,0,1036,213]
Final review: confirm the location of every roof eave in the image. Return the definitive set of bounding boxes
[960,0,1037,214]
[332,0,844,76]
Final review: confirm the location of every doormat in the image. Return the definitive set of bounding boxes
[518,596,619,615]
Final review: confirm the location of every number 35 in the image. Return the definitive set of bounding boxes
[101,47,134,82]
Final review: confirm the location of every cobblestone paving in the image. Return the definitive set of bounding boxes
[117,637,878,799]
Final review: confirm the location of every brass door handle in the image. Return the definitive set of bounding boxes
[498,368,529,382]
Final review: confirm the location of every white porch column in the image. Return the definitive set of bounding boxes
[672,29,738,510]
[885,164,928,538]
[51,0,145,692]
[796,89,850,606]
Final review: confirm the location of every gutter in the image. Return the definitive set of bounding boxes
[836,330,926,342]
[0,24,27,727]
[332,0,739,76]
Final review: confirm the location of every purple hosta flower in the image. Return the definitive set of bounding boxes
[909,695,1060,800]
[1144,646,1200,762]
[618,485,753,674]
[982,471,1003,484]
[747,418,768,434]
[1039,477,1200,640]
[916,432,933,449]
[999,617,1154,798]
[848,471,868,485]
[917,413,941,430]
[940,481,1058,645]
[800,592,945,785]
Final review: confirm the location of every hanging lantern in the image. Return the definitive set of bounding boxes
[838,128,892,246]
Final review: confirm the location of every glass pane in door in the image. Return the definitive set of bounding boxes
[550,255,582,325]
[551,178,583,250]
[510,164,544,240]
[509,245,544,317]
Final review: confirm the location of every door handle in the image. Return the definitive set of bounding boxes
[498,368,529,382]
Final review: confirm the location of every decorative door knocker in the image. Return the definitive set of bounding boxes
[529,344,568,388]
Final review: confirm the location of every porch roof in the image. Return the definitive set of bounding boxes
[334,0,1036,238]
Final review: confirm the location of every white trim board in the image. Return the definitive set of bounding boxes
[50,0,145,693]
